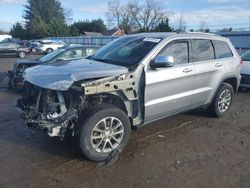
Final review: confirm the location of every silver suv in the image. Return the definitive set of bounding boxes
[17,32,241,162]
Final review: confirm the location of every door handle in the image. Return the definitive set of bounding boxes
[215,63,223,67]
[183,68,193,73]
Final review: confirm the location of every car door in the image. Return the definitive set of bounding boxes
[241,50,250,75]
[0,43,6,55]
[144,39,195,122]
[7,43,19,55]
[191,39,230,107]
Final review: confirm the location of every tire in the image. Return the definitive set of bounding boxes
[31,48,36,53]
[18,51,26,58]
[208,83,234,118]
[78,104,131,161]
[46,48,53,54]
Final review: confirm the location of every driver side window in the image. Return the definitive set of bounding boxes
[160,41,189,65]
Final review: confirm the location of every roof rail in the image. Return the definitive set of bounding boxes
[186,32,216,36]
[176,29,187,34]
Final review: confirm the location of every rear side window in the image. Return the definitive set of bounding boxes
[213,40,233,59]
[160,42,189,65]
[192,39,215,62]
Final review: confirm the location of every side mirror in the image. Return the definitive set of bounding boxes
[151,55,174,69]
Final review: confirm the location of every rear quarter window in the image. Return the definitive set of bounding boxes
[213,40,233,59]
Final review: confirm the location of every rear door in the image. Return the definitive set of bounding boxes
[191,39,233,106]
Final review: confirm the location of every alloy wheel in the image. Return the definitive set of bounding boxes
[90,117,124,153]
[218,89,231,113]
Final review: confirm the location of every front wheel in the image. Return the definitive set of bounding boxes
[208,83,234,118]
[78,104,131,161]
[18,51,26,58]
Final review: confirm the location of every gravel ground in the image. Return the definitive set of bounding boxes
[0,56,250,188]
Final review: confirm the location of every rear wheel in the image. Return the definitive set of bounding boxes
[18,51,26,58]
[208,83,234,117]
[78,104,131,161]
[46,48,53,54]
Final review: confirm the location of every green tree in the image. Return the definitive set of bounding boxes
[23,0,68,38]
[69,19,107,36]
[10,22,27,39]
[154,18,173,32]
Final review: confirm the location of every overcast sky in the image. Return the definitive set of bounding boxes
[0,0,249,31]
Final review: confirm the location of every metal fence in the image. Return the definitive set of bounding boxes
[217,31,250,55]
[46,36,120,46]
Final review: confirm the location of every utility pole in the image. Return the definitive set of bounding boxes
[179,12,184,31]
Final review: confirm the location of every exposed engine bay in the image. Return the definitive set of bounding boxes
[16,65,145,138]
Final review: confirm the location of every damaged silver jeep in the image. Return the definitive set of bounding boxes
[17,32,241,161]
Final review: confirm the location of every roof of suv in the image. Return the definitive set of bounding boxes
[129,32,226,40]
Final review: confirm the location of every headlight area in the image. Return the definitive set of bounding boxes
[16,65,28,76]
[16,82,86,138]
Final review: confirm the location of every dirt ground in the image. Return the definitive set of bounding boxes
[0,56,250,188]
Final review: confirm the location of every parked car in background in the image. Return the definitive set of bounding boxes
[25,40,42,53]
[36,40,66,54]
[0,43,30,58]
[0,34,12,42]
[9,45,100,88]
[17,32,241,162]
[1,38,27,45]
[240,50,250,90]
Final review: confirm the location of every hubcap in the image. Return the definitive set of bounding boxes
[90,117,124,153]
[218,89,231,113]
[19,52,25,58]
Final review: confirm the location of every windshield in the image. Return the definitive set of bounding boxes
[39,49,64,62]
[242,51,250,61]
[91,36,161,67]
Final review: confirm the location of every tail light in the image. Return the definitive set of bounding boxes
[240,59,243,65]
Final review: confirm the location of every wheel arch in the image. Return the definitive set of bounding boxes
[88,92,136,119]
[222,77,238,93]
[208,76,237,108]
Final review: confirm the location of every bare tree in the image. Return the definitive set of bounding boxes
[106,0,135,34]
[177,12,186,31]
[64,8,73,25]
[106,0,173,33]
[128,0,173,31]
[199,21,207,32]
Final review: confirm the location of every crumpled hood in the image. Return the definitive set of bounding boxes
[23,59,128,91]
[241,61,250,75]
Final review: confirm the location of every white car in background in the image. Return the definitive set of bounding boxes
[0,34,12,42]
[240,50,250,90]
[36,40,66,54]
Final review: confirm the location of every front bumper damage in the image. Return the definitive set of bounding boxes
[17,65,144,138]
[16,82,85,137]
